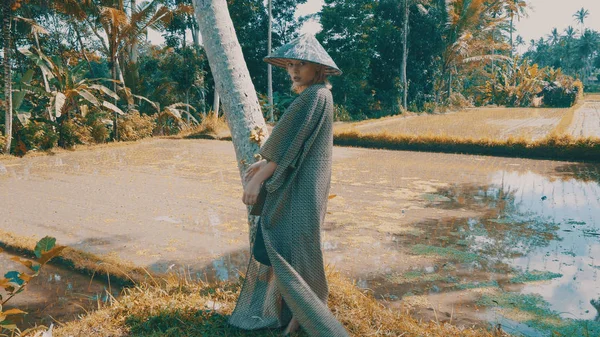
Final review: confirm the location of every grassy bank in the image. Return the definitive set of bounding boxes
[0,231,506,337]
[333,130,600,163]
[53,267,504,337]
[0,229,148,287]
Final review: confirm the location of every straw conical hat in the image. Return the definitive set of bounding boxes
[263,33,342,76]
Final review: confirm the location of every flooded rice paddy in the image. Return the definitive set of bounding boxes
[0,251,120,329]
[1,139,599,335]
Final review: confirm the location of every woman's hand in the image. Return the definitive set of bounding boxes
[242,177,262,205]
[243,159,267,184]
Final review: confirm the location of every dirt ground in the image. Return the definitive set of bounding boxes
[1,138,599,331]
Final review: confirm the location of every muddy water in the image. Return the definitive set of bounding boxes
[0,251,121,329]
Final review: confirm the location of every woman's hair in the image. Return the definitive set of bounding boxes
[291,63,333,94]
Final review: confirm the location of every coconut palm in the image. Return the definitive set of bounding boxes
[505,0,528,55]
[399,0,430,111]
[441,0,509,100]
[565,26,577,40]
[192,0,269,237]
[547,27,560,46]
[573,7,589,34]
[563,26,577,72]
[515,35,524,47]
[577,29,600,84]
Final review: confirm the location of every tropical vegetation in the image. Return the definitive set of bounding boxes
[2,0,597,156]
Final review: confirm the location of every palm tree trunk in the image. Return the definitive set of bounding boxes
[213,90,220,121]
[192,0,268,239]
[510,11,514,57]
[129,0,139,92]
[111,55,119,141]
[267,0,274,122]
[186,89,190,123]
[3,1,13,153]
[401,0,409,111]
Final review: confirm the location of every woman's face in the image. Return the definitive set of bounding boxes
[286,60,318,87]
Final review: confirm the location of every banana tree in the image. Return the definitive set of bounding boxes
[17,46,127,149]
[81,1,180,139]
[134,94,198,135]
[19,46,124,120]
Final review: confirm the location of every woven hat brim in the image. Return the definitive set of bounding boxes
[263,57,343,76]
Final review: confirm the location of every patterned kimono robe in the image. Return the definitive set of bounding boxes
[228,83,349,336]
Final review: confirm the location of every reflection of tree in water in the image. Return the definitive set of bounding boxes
[418,183,560,264]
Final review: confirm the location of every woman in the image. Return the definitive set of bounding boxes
[228,34,349,337]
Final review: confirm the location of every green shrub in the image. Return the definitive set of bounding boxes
[422,102,438,113]
[91,120,110,143]
[447,93,473,111]
[334,104,352,121]
[58,119,93,148]
[0,134,6,153]
[21,120,59,151]
[118,110,156,141]
[584,83,600,93]
[541,81,578,108]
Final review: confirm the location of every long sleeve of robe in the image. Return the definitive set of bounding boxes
[258,84,328,194]
[228,83,349,337]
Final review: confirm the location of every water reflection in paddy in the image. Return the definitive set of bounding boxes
[194,167,600,335]
[0,251,121,329]
[486,170,600,320]
[369,168,600,335]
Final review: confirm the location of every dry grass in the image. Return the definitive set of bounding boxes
[335,107,573,142]
[0,230,505,336]
[51,268,505,337]
[171,111,231,140]
[0,139,147,161]
[333,129,600,162]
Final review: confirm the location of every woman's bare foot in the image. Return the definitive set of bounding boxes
[282,317,300,336]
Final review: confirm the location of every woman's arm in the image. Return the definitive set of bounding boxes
[251,160,277,184]
[242,160,278,205]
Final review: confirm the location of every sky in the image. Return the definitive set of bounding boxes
[149,0,600,51]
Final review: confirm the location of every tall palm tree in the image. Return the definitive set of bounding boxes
[400,0,429,111]
[505,0,528,56]
[563,26,577,72]
[3,0,13,153]
[515,35,525,48]
[192,0,270,240]
[441,0,508,100]
[564,26,577,40]
[573,7,589,34]
[547,27,560,46]
[577,29,600,84]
